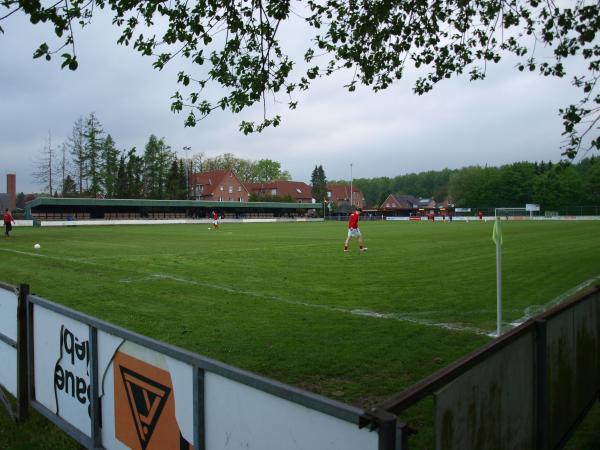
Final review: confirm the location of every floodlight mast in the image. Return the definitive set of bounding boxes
[350,163,353,208]
[183,146,191,199]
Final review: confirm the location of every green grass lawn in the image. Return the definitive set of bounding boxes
[0,219,599,448]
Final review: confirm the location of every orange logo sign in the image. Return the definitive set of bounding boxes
[114,351,193,450]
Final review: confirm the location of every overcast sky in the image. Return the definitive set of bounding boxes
[0,6,585,194]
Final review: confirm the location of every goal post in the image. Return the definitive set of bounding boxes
[494,207,527,217]
[494,204,540,218]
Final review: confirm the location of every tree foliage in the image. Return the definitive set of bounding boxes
[3,0,597,156]
[349,158,598,209]
[32,132,54,195]
[32,113,291,199]
[310,165,327,204]
[201,153,291,182]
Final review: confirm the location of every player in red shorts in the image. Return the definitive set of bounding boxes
[344,207,367,252]
[3,209,15,237]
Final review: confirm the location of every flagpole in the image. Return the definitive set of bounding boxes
[495,218,503,337]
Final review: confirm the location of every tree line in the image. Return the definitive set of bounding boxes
[33,113,291,199]
[350,158,600,210]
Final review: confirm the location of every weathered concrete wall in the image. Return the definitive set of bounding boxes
[434,332,535,450]
[546,292,599,448]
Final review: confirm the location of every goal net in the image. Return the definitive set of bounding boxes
[494,207,530,217]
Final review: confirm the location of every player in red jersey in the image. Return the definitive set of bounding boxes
[344,207,367,252]
[3,209,15,237]
[212,210,220,230]
[478,211,484,221]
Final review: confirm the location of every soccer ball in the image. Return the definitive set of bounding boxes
[208,227,211,230]
[34,243,41,249]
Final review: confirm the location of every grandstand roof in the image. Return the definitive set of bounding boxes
[25,197,318,211]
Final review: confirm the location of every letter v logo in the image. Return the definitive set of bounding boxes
[119,365,171,450]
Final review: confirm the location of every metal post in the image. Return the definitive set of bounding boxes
[363,408,397,450]
[396,422,416,450]
[535,319,548,450]
[193,367,205,450]
[16,284,29,422]
[183,146,191,200]
[496,233,502,337]
[26,291,35,405]
[89,327,101,449]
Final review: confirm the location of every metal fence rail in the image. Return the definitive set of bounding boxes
[0,283,391,450]
[1,283,599,449]
[378,285,600,449]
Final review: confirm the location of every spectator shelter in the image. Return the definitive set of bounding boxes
[25,197,318,221]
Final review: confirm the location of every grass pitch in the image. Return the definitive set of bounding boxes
[0,219,599,448]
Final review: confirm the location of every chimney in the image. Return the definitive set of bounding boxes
[6,174,16,211]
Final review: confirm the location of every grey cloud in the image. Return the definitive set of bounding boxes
[0,8,585,194]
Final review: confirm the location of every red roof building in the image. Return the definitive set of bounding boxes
[326,184,366,209]
[244,181,314,203]
[189,170,250,202]
[380,194,419,211]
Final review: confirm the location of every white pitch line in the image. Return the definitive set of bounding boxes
[11,246,591,336]
[119,273,490,335]
[0,248,88,264]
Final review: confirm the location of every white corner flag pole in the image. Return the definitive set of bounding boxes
[493,218,503,337]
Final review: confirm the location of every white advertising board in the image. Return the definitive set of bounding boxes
[33,305,92,436]
[29,301,381,450]
[205,373,378,450]
[0,344,17,396]
[98,337,195,450]
[0,287,17,396]
[0,287,17,342]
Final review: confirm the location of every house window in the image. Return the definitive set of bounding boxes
[239,197,243,202]
[220,186,224,191]
[238,186,241,192]
[228,186,233,193]
[271,188,277,196]
[327,191,331,198]
[219,196,222,201]
[386,203,390,207]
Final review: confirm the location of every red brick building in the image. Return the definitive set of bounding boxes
[189,170,250,202]
[380,194,442,216]
[0,174,17,211]
[244,181,314,203]
[380,194,418,211]
[326,184,366,209]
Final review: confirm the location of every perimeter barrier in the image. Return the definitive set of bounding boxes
[377,285,600,449]
[1,283,599,449]
[0,282,394,450]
